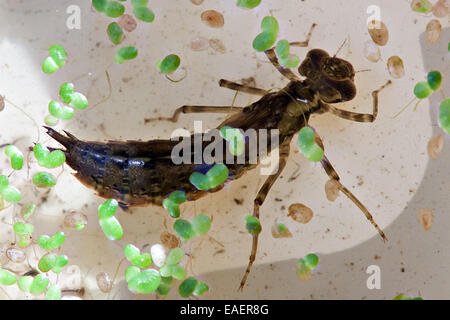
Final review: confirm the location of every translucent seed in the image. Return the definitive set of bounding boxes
[0,269,16,285]
[18,276,33,292]
[253,31,277,52]
[414,81,432,99]
[418,208,434,231]
[160,231,180,250]
[206,163,229,188]
[425,19,442,43]
[178,277,198,298]
[64,211,88,230]
[59,82,74,104]
[387,56,405,79]
[201,10,224,28]
[288,203,314,224]
[191,214,211,236]
[32,172,57,188]
[13,222,33,236]
[325,179,340,202]
[173,219,196,241]
[44,114,59,126]
[190,37,210,51]
[245,215,262,235]
[48,101,74,120]
[127,269,161,294]
[438,98,450,134]
[209,38,227,54]
[92,0,107,12]
[96,272,112,293]
[411,0,432,13]
[427,70,442,91]
[150,244,166,267]
[2,186,21,203]
[427,134,444,159]
[107,22,124,45]
[98,199,118,219]
[99,216,123,240]
[5,145,23,170]
[171,265,186,280]
[118,14,137,32]
[133,7,155,23]
[70,92,89,110]
[49,44,67,67]
[194,282,209,296]
[157,54,181,74]
[261,16,279,34]
[114,46,138,64]
[131,0,149,7]
[271,222,293,238]
[46,285,61,300]
[166,248,184,265]
[367,20,389,46]
[6,247,26,263]
[42,57,59,74]
[432,0,449,18]
[104,1,125,18]
[30,274,49,295]
[237,0,262,9]
[363,40,381,63]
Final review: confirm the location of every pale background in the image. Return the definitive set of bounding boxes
[0,0,448,299]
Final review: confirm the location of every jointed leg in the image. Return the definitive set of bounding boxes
[264,23,317,81]
[313,131,387,241]
[322,80,392,123]
[144,105,242,123]
[219,79,267,96]
[239,138,291,290]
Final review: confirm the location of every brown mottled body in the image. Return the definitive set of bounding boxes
[47,24,392,290]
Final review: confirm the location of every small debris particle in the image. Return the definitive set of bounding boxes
[418,208,433,231]
[288,203,313,224]
[118,14,137,32]
[201,10,224,28]
[427,134,444,159]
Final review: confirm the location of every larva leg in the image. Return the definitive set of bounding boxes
[312,130,387,241]
[264,23,317,81]
[218,79,267,96]
[239,138,291,291]
[322,80,392,123]
[144,105,242,123]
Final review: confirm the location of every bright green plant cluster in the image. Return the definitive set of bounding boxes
[178,277,209,298]
[159,248,186,281]
[163,190,186,218]
[115,46,139,64]
[125,267,161,294]
[42,44,67,74]
[34,144,65,169]
[189,164,229,191]
[253,16,279,52]
[107,22,124,45]
[298,127,324,162]
[124,244,152,268]
[4,145,23,170]
[92,0,125,18]
[131,0,155,22]
[17,274,49,296]
[98,199,123,240]
[13,222,33,247]
[296,253,319,280]
[237,0,261,9]
[439,98,450,134]
[173,214,212,241]
[411,0,432,13]
[32,172,57,188]
[38,254,69,273]
[220,126,245,156]
[393,294,423,300]
[59,82,88,109]
[275,40,300,68]
[245,215,262,235]
[38,231,66,251]
[0,175,21,203]
[414,70,442,99]
[0,266,16,286]
[157,54,181,74]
